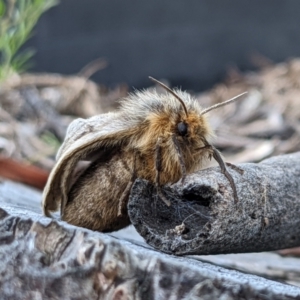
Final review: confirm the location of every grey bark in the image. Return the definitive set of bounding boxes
[19,87,68,141]
[128,152,300,255]
[1,204,300,300]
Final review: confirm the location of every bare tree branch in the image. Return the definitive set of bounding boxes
[128,152,300,255]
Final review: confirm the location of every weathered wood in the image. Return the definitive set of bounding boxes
[0,203,300,299]
[198,252,300,287]
[128,152,300,255]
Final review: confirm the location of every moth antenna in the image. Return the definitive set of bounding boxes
[200,92,247,115]
[149,76,188,117]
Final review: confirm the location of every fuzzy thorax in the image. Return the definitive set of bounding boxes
[122,90,213,184]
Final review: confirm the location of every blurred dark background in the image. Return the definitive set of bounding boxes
[27,0,300,91]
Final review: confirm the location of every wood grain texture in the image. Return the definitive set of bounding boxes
[0,204,300,299]
[128,152,300,255]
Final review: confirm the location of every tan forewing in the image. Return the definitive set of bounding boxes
[42,112,136,217]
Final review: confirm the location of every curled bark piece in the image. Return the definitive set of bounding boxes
[128,152,300,255]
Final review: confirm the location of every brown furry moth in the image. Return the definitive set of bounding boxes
[42,77,246,232]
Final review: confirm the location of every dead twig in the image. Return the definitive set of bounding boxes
[128,152,300,255]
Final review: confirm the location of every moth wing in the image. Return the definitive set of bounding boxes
[56,112,117,160]
[42,112,134,217]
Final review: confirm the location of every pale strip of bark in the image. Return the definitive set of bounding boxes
[128,152,300,255]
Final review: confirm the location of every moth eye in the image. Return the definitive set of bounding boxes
[177,122,188,136]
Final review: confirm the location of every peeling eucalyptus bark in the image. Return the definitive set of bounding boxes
[1,204,300,299]
[128,153,300,255]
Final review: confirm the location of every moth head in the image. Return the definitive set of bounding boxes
[149,76,246,142]
[148,76,206,141]
[148,77,208,148]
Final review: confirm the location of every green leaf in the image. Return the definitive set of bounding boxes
[0,0,59,82]
[11,49,35,72]
[0,1,6,17]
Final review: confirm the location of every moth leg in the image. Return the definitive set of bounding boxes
[117,152,137,216]
[195,145,214,158]
[202,139,239,203]
[155,138,171,206]
[172,134,187,183]
[117,181,133,217]
[197,144,243,176]
[212,147,239,203]
[225,162,244,175]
